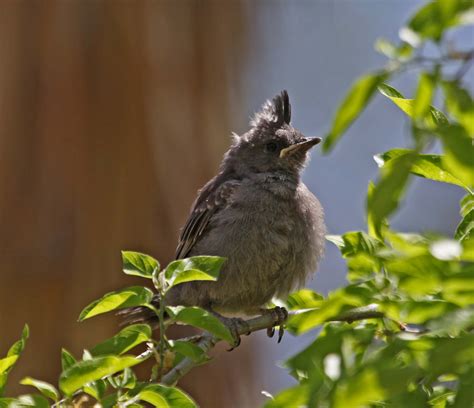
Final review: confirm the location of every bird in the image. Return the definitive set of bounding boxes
[124,90,326,345]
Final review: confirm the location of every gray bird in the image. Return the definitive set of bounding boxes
[125,90,325,344]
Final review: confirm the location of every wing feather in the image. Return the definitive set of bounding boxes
[175,177,240,259]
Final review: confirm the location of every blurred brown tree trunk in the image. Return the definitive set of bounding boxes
[0,1,260,406]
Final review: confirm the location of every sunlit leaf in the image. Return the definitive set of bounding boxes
[327,231,383,257]
[133,384,197,408]
[402,0,474,44]
[78,286,154,321]
[166,306,233,343]
[0,324,29,396]
[264,384,309,408]
[442,80,474,137]
[375,149,469,190]
[285,289,324,310]
[413,72,436,119]
[378,83,448,128]
[374,38,412,60]
[7,394,50,408]
[287,286,374,334]
[20,377,59,402]
[0,398,16,407]
[164,256,226,288]
[59,355,144,396]
[437,124,474,188]
[368,150,418,236]
[91,324,152,356]
[122,251,159,279]
[61,349,77,372]
[323,71,388,153]
[455,209,474,242]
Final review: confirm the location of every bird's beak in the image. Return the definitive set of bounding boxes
[279,137,322,159]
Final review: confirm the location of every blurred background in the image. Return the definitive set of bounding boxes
[0,1,471,406]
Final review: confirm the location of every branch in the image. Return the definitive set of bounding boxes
[161,304,385,385]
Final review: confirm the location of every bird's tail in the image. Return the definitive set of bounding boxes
[117,295,162,329]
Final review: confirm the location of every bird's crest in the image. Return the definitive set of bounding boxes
[250,90,291,129]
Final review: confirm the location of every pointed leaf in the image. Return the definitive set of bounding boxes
[438,124,474,188]
[368,150,418,236]
[378,83,448,128]
[323,71,388,152]
[376,149,469,190]
[59,355,143,396]
[134,384,196,408]
[78,286,154,321]
[91,324,152,356]
[164,256,226,288]
[166,306,233,343]
[122,251,159,279]
[0,324,29,396]
[20,377,59,402]
[442,80,474,137]
[61,349,77,372]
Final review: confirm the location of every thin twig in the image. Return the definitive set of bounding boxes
[161,305,386,386]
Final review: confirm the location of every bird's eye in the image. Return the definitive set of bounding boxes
[266,142,278,153]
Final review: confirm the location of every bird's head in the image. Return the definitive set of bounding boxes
[224,90,321,177]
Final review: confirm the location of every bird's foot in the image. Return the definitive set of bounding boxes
[260,306,288,343]
[210,312,251,351]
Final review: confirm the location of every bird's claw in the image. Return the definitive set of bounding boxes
[217,316,250,351]
[262,306,288,343]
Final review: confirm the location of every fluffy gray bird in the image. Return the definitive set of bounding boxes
[126,90,325,344]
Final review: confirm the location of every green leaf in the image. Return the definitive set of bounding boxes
[83,378,107,401]
[442,81,474,137]
[442,270,474,307]
[169,340,208,363]
[61,348,77,371]
[78,286,154,321]
[456,209,474,242]
[111,367,136,389]
[59,355,143,396]
[91,324,152,356]
[378,83,448,128]
[0,398,16,407]
[166,306,233,343]
[413,72,436,119]
[122,251,159,279]
[20,377,59,402]
[375,148,469,190]
[427,307,474,336]
[286,286,374,334]
[134,384,196,408]
[374,38,412,60]
[264,384,309,408]
[7,394,50,408]
[164,256,226,288]
[0,324,29,396]
[460,194,474,217]
[285,289,324,310]
[323,71,388,153]
[332,365,420,408]
[368,150,418,236]
[428,335,474,376]
[401,0,474,44]
[437,124,474,188]
[328,231,383,257]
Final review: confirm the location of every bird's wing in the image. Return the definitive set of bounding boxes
[175,177,241,259]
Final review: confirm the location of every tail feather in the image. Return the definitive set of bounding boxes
[118,297,162,329]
